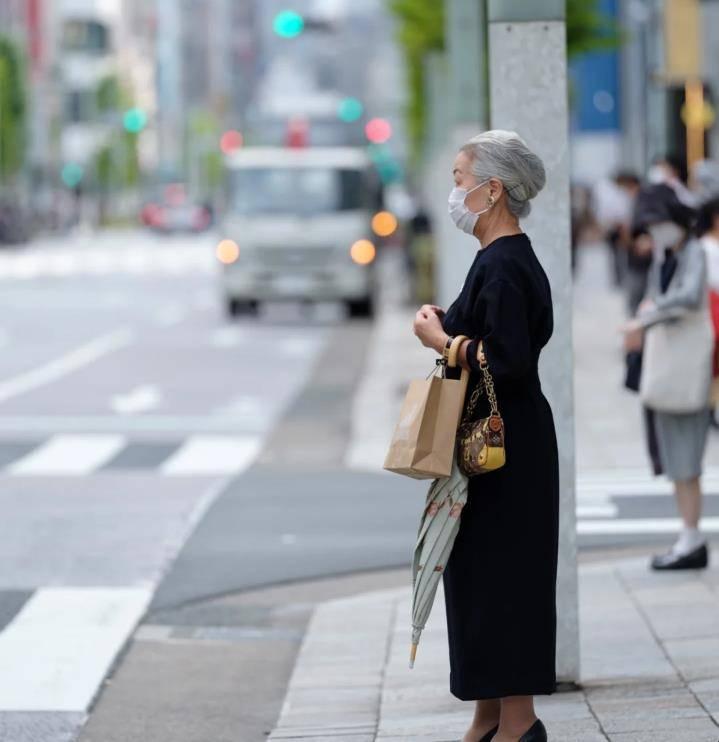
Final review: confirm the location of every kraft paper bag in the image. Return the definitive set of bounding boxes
[383,365,468,479]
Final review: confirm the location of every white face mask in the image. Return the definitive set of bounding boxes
[448,179,492,235]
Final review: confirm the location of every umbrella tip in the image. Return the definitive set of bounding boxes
[409,642,417,669]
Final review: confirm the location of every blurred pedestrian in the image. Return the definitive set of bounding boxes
[593,172,641,289]
[696,196,719,421]
[690,159,719,205]
[413,130,556,742]
[623,184,713,571]
[647,153,698,207]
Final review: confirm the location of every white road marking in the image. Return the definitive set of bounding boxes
[0,328,132,405]
[8,434,126,475]
[160,434,262,475]
[215,394,265,417]
[211,326,245,348]
[0,415,268,433]
[154,305,186,327]
[576,503,619,518]
[0,587,151,711]
[0,244,215,280]
[110,384,162,414]
[578,516,719,535]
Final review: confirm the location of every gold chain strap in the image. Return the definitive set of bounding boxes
[464,342,499,419]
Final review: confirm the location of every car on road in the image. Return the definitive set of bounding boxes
[140,183,212,234]
[217,146,380,318]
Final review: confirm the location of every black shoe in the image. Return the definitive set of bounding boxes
[478,725,499,742]
[519,718,547,741]
[650,543,708,571]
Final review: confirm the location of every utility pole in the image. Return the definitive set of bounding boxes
[487,0,580,686]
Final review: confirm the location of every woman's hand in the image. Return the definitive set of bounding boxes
[621,319,644,352]
[413,305,447,352]
[637,298,657,315]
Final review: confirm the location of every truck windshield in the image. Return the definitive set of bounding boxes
[228,167,365,216]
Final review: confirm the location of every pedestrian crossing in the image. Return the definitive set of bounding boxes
[0,434,262,477]
[0,587,150,712]
[0,243,215,280]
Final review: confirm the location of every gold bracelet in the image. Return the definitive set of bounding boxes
[448,334,469,367]
[442,335,454,361]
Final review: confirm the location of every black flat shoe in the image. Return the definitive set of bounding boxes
[478,725,499,742]
[519,718,547,741]
[650,543,708,571]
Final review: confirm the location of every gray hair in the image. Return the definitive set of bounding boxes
[460,130,546,219]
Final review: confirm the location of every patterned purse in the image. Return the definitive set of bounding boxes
[456,342,506,476]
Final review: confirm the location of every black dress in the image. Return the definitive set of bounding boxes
[440,232,559,701]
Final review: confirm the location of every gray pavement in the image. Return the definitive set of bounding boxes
[267,554,719,742]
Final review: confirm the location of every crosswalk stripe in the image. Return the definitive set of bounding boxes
[578,516,719,535]
[8,434,126,475]
[0,587,150,711]
[160,434,262,475]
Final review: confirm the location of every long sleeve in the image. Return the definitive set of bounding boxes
[639,240,707,328]
[468,278,532,381]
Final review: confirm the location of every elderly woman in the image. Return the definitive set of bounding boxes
[413,130,558,742]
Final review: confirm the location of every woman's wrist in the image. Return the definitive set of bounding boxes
[435,332,451,356]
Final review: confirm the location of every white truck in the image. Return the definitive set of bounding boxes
[218,146,379,318]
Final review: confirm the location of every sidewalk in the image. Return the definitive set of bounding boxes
[268,556,719,741]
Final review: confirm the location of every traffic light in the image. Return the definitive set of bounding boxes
[123,108,147,133]
[273,10,304,38]
[61,163,84,189]
[338,97,363,123]
[365,117,392,144]
[220,130,243,154]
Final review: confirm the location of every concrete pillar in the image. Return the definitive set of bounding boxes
[487,0,580,685]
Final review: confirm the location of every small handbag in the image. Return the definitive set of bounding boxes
[450,337,506,477]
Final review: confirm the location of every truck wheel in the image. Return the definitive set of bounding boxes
[227,299,259,317]
[346,296,374,319]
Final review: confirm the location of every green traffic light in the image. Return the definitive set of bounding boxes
[273,10,304,38]
[61,163,84,188]
[123,107,147,133]
[338,97,363,123]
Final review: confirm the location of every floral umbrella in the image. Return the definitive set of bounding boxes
[410,451,468,667]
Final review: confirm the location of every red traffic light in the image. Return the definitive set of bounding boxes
[220,130,243,154]
[365,118,392,144]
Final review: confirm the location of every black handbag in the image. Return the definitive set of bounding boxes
[624,350,642,393]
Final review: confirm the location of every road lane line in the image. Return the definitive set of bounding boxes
[0,587,150,711]
[110,384,162,414]
[160,434,262,475]
[8,434,126,475]
[0,328,132,404]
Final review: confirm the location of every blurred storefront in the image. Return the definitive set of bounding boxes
[571,0,719,183]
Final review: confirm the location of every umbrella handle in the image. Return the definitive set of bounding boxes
[409,642,418,669]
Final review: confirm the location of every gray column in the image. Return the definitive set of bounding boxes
[487,0,580,685]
